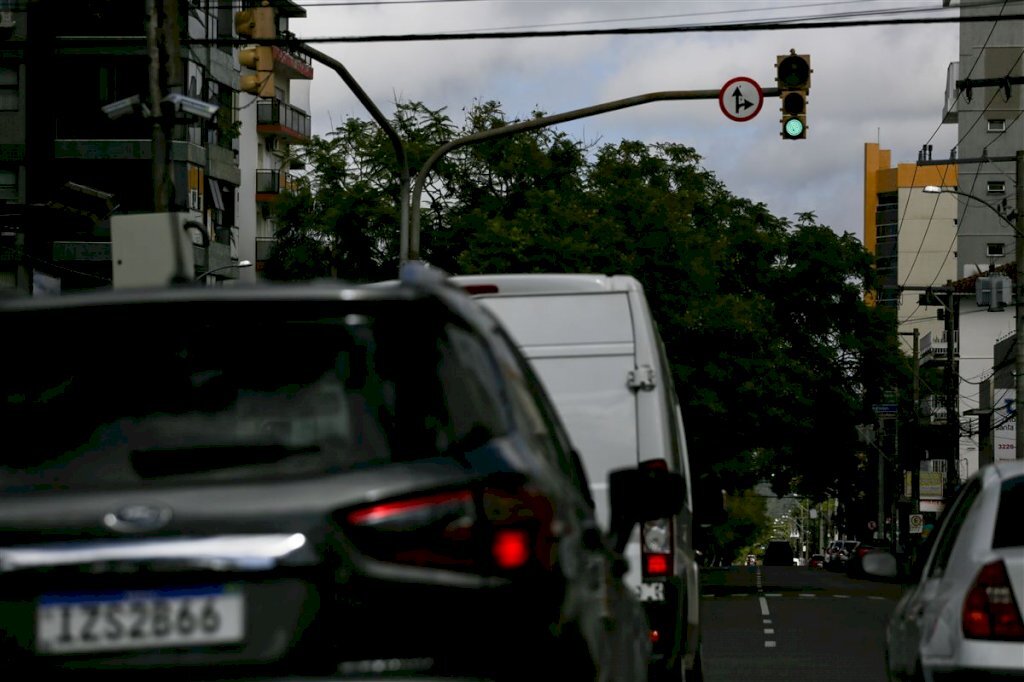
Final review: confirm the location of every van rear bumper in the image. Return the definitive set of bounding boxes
[641,577,685,666]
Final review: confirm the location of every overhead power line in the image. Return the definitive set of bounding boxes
[174,12,1024,46]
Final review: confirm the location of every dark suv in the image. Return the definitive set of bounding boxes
[0,263,681,681]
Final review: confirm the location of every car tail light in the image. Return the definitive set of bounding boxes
[640,459,673,578]
[962,560,1024,641]
[461,284,499,295]
[344,481,557,574]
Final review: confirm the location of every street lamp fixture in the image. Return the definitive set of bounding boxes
[922,185,1020,234]
[195,260,253,282]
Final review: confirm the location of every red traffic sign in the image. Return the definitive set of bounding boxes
[719,76,764,122]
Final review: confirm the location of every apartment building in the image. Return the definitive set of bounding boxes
[0,0,311,293]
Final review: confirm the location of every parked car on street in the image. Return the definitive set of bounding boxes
[808,553,825,569]
[825,539,860,572]
[0,263,682,682]
[449,272,717,682]
[861,460,1024,682]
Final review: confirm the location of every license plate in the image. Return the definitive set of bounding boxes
[35,585,245,654]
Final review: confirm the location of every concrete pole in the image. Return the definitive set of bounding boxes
[946,286,959,484]
[1016,150,1024,459]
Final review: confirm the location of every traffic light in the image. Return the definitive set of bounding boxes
[239,46,275,97]
[776,51,810,140]
[235,5,276,98]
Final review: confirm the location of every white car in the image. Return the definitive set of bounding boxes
[863,460,1024,682]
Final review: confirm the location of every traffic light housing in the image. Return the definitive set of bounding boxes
[235,6,275,41]
[776,51,810,140]
[235,6,276,98]
[239,46,275,97]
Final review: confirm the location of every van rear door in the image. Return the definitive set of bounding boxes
[473,291,638,531]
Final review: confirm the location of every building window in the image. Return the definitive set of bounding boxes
[0,168,16,191]
[987,181,1006,194]
[0,65,18,111]
[876,255,897,272]
[987,119,1006,132]
[987,243,1005,257]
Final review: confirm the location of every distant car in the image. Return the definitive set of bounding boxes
[0,263,680,682]
[825,539,860,571]
[862,461,1024,682]
[762,540,795,566]
[808,553,825,569]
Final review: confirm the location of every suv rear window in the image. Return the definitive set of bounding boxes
[993,474,1024,548]
[1,299,505,492]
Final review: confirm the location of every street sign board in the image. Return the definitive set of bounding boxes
[872,403,897,418]
[920,471,944,499]
[718,77,764,122]
[909,514,924,534]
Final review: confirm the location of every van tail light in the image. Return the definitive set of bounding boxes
[343,480,557,575]
[962,560,1024,641]
[640,459,673,578]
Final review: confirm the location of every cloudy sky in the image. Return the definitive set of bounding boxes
[290,0,967,241]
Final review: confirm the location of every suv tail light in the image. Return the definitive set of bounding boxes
[640,459,673,578]
[343,480,557,575]
[962,559,1024,641]
[461,284,499,295]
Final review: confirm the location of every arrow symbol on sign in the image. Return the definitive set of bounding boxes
[732,86,753,113]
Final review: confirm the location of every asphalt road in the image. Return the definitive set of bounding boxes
[700,565,905,682]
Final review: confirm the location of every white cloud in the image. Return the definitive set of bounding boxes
[294,1,965,240]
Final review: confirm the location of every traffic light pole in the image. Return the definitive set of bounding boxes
[292,44,410,265]
[406,87,780,262]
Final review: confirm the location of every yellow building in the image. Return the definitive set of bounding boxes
[863,142,959,347]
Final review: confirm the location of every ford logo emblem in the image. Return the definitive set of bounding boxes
[103,504,173,534]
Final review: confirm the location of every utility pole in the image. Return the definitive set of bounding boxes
[147,0,181,211]
[1016,149,1024,460]
[945,285,960,484]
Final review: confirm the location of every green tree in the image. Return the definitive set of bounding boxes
[269,100,907,554]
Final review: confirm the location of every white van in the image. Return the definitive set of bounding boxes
[450,273,704,682]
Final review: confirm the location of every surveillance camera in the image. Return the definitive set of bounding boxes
[101,95,151,120]
[162,93,220,121]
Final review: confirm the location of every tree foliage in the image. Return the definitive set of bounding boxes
[267,100,907,555]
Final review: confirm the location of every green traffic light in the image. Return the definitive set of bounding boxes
[784,118,805,138]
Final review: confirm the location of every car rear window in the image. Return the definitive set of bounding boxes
[1,299,505,492]
[993,474,1024,548]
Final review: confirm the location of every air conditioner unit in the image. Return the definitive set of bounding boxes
[0,12,14,29]
[264,135,286,156]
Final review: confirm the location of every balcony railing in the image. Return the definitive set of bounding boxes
[256,169,281,195]
[279,31,313,67]
[256,169,300,201]
[256,98,311,141]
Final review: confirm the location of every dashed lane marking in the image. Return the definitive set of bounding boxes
[764,641,776,648]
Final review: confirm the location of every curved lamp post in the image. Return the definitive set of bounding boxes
[924,152,1024,464]
[195,259,253,282]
